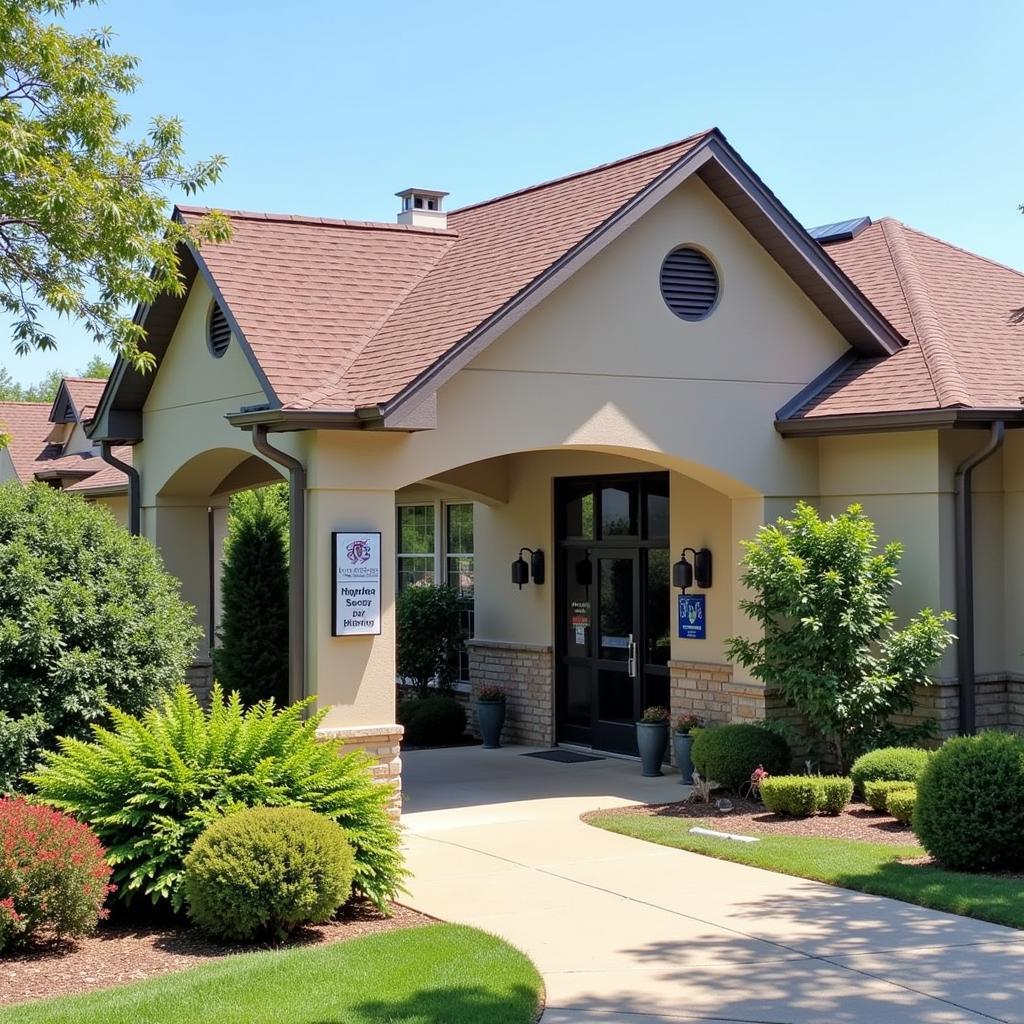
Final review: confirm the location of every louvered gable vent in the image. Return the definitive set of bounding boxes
[660,247,719,321]
[208,301,231,357]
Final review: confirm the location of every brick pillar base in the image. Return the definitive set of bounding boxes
[316,724,403,819]
[185,661,213,706]
[467,640,554,746]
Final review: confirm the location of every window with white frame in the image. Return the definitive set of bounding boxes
[396,501,475,682]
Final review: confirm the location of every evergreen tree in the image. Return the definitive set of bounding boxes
[213,485,289,706]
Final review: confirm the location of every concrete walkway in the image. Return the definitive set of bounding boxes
[400,745,1024,1024]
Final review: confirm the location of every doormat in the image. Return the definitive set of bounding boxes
[523,749,605,764]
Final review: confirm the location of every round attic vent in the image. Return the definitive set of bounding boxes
[660,247,719,321]
[207,301,231,358]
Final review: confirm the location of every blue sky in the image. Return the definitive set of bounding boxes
[5,0,1023,384]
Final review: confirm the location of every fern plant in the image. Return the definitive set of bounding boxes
[27,685,405,913]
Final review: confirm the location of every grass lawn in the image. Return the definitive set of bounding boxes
[590,811,1024,930]
[2,924,543,1024]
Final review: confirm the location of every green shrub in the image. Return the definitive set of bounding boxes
[28,685,405,912]
[399,695,467,746]
[886,786,916,824]
[760,775,853,816]
[0,483,201,788]
[183,807,355,941]
[850,747,931,796]
[691,724,790,791]
[396,584,464,698]
[914,731,1024,871]
[213,485,289,706]
[818,776,855,815]
[760,776,819,816]
[0,797,114,950]
[864,779,915,812]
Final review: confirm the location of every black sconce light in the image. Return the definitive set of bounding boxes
[673,547,712,592]
[512,547,545,589]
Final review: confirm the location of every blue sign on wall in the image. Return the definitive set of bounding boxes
[678,594,706,639]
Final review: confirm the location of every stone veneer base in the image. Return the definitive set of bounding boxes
[316,724,404,819]
[467,640,554,746]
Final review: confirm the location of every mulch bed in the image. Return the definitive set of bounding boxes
[0,900,434,1007]
[583,796,920,846]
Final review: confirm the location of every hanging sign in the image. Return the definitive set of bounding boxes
[332,532,382,636]
[678,594,706,640]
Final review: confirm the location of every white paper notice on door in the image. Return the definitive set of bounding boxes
[332,532,382,636]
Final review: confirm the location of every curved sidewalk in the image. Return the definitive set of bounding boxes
[400,745,1023,1023]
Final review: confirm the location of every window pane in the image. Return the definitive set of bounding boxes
[398,505,435,555]
[398,555,434,591]
[644,476,670,540]
[562,481,594,539]
[447,555,474,597]
[601,482,638,537]
[446,504,473,554]
[645,548,671,667]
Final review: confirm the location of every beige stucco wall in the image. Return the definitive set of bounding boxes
[93,493,129,528]
[0,445,15,484]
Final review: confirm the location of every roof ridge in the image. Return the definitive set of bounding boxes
[175,205,458,238]
[880,218,971,408]
[884,217,1024,282]
[0,400,51,408]
[449,128,716,217]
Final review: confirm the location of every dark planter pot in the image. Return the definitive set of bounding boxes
[636,721,669,777]
[673,732,695,785]
[476,700,507,749]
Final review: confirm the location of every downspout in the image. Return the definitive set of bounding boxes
[954,421,1005,735]
[252,424,306,706]
[100,442,140,536]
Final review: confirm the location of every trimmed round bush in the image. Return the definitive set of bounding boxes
[818,776,855,815]
[915,731,1024,871]
[850,747,931,796]
[399,695,467,746]
[760,776,819,816]
[760,775,854,816]
[886,786,916,824]
[864,779,916,812]
[184,806,356,941]
[691,724,790,792]
[0,797,114,950]
[0,483,202,789]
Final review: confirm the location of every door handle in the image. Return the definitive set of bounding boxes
[627,633,637,679]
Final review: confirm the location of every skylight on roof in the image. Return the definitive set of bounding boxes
[808,217,871,244]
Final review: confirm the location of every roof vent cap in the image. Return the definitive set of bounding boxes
[396,188,449,229]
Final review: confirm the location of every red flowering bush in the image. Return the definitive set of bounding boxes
[0,798,114,949]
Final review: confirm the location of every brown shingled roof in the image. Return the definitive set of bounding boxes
[788,219,1024,420]
[0,402,54,483]
[62,377,108,422]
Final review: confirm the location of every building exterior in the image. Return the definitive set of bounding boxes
[84,128,1024,799]
[0,376,131,525]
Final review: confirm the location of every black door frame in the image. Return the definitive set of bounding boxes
[554,472,671,754]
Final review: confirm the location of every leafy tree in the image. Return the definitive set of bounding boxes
[213,485,289,705]
[726,502,954,771]
[0,0,228,367]
[396,584,464,698]
[0,482,201,789]
[0,356,112,402]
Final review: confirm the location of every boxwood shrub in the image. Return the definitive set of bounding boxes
[914,731,1024,871]
[691,724,790,792]
[864,779,917,813]
[850,747,931,796]
[760,775,853,816]
[183,806,355,941]
[886,786,916,824]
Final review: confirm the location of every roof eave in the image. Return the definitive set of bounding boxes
[776,407,1024,437]
[225,407,367,432]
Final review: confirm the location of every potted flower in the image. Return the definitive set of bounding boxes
[475,685,507,749]
[673,714,703,785]
[636,706,670,777]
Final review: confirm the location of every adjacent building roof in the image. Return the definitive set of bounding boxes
[779,219,1024,427]
[0,382,130,493]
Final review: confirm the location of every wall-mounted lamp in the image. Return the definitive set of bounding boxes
[673,547,712,592]
[512,547,545,589]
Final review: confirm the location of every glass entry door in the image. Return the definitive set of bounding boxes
[555,473,671,756]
